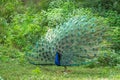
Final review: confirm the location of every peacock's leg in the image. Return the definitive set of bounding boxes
[64,66,67,72]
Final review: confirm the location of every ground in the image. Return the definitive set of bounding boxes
[0,60,120,80]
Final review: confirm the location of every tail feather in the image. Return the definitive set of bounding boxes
[26,16,110,66]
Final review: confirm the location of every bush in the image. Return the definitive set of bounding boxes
[105,10,120,26]
[7,13,47,51]
[104,11,120,53]
[45,0,76,27]
[85,50,120,68]
[0,0,24,22]
[0,45,23,62]
[98,50,120,67]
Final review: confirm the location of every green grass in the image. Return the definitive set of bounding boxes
[0,59,120,80]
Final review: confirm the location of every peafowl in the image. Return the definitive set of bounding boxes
[26,15,110,70]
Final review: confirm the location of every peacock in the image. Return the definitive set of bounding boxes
[26,15,110,70]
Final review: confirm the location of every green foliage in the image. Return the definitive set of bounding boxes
[104,11,120,53]
[37,0,51,10]
[0,18,8,44]
[86,51,120,68]
[0,0,23,22]
[98,51,120,66]
[44,0,76,27]
[0,0,24,45]
[32,67,41,74]
[8,13,47,50]
[97,0,120,13]
[45,8,66,27]
[105,11,120,26]
[49,0,64,8]
[75,0,120,13]
[49,0,75,9]
[110,27,120,52]
[0,46,23,63]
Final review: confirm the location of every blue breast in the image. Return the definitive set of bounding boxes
[55,52,60,66]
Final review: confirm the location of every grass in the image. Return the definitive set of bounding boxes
[0,59,120,80]
[0,46,120,80]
